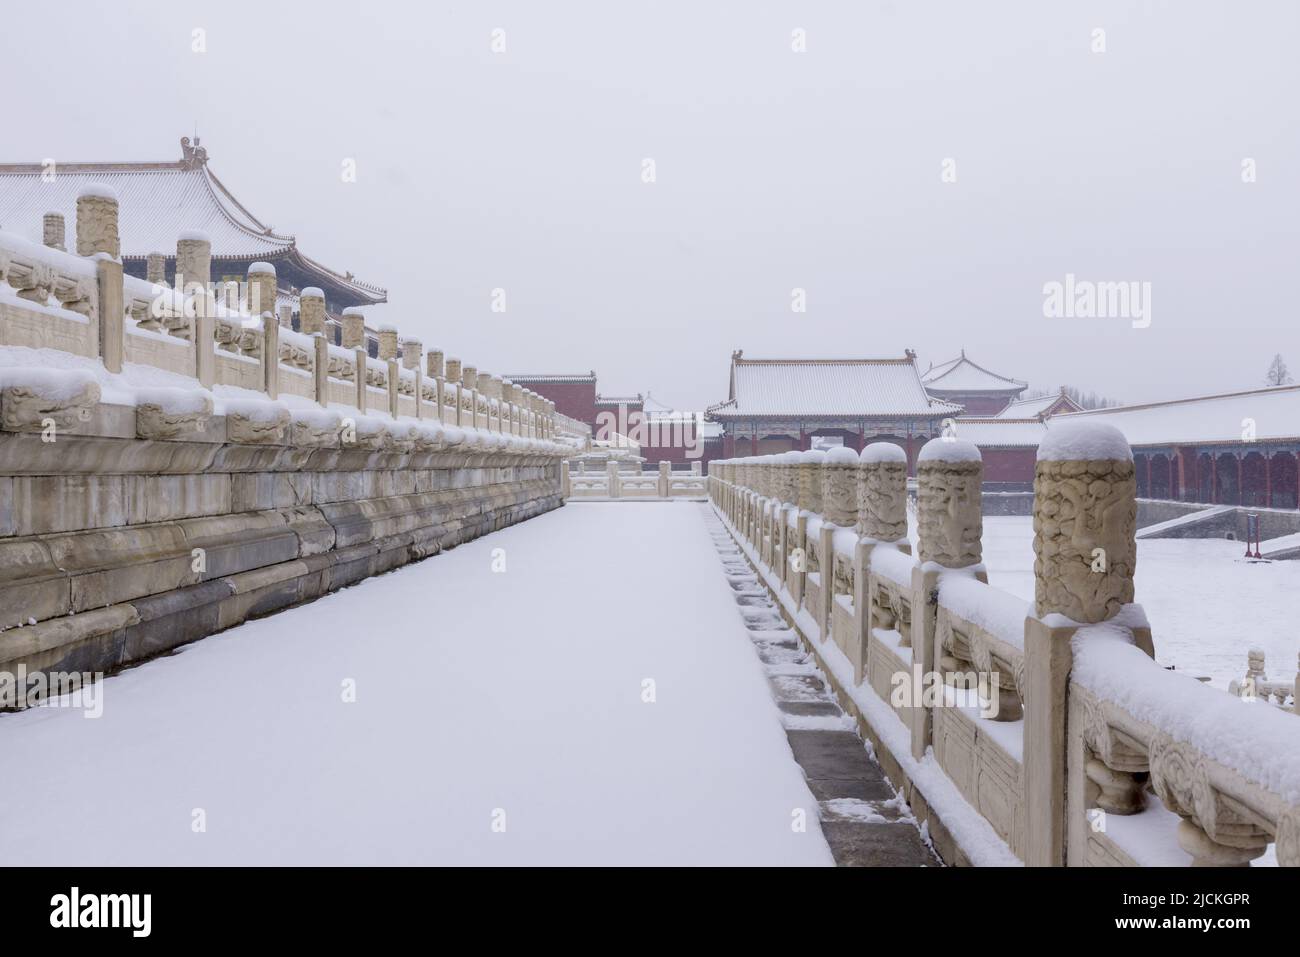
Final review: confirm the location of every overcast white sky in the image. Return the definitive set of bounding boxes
[5,0,1297,409]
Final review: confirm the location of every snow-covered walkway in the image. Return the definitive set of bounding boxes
[0,502,835,866]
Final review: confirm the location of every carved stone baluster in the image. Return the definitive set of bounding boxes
[1026,422,1141,867]
[1149,734,1270,866]
[859,442,908,544]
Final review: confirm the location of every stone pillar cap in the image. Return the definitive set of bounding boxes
[918,436,981,464]
[861,442,906,463]
[1037,421,1132,463]
[78,183,119,201]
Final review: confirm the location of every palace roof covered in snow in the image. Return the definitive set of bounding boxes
[922,350,1028,395]
[0,137,385,307]
[708,352,961,420]
[1047,385,1300,447]
[994,389,1082,419]
[948,417,1047,448]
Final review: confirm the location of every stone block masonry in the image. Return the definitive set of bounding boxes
[0,410,562,679]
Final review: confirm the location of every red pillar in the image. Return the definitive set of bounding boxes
[1265,454,1272,508]
[1145,456,1152,499]
[723,431,735,458]
[1236,455,1243,506]
[798,423,807,451]
[905,431,915,477]
[1167,456,1175,501]
[856,422,865,453]
[1211,455,1218,503]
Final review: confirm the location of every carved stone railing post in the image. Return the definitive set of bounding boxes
[461,364,477,429]
[354,348,369,412]
[910,438,985,759]
[855,442,911,691]
[314,334,330,406]
[77,185,124,374]
[402,337,422,371]
[147,252,167,287]
[300,287,326,336]
[342,307,366,350]
[1025,421,1140,867]
[822,447,859,528]
[859,443,909,546]
[445,358,462,425]
[658,460,671,497]
[377,325,398,361]
[77,185,120,259]
[175,231,214,387]
[799,449,826,514]
[387,359,400,419]
[606,459,620,499]
[247,261,277,324]
[43,212,66,251]
[428,350,445,420]
[476,372,494,431]
[262,313,280,399]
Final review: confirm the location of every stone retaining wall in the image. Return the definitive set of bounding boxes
[0,403,562,680]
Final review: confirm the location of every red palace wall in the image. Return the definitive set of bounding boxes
[640,435,723,468]
[514,380,598,429]
[981,448,1037,487]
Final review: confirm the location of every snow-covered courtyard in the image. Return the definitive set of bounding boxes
[0,503,834,866]
[971,517,1300,689]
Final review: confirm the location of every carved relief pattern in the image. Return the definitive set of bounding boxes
[917,459,983,567]
[800,462,823,513]
[75,196,120,258]
[859,459,908,541]
[1033,457,1136,622]
[822,464,858,527]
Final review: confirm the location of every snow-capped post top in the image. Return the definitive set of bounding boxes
[78,182,119,202]
[917,436,983,568]
[1038,420,1133,463]
[378,325,399,361]
[177,229,211,244]
[859,442,908,541]
[75,184,120,259]
[825,446,860,465]
[299,287,326,335]
[246,262,278,320]
[401,337,422,370]
[1033,423,1137,624]
[861,441,906,464]
[918,436,981,464]
[341,307,366,350]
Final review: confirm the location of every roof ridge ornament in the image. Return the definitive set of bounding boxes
[179,136,208,169]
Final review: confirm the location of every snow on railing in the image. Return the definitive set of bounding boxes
[0,186,562,448]
[707,421,1300,868]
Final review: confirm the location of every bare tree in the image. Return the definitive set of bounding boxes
[1265,353,1293,387]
